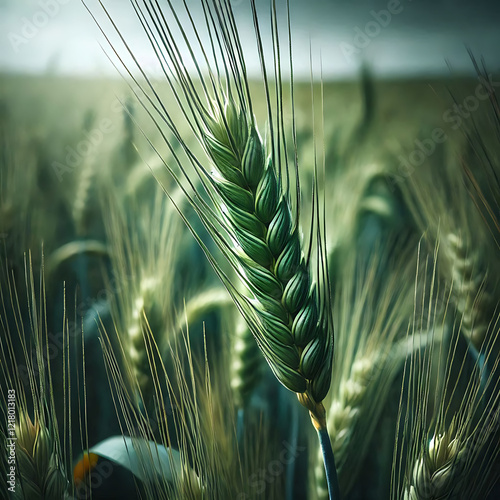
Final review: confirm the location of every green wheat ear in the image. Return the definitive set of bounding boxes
[199,96,334,425]
[92,0,338,496]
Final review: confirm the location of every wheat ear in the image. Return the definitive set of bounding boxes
[446,233,492,350]
[403,421,466,500]
[14,413,68,499]
[72,155,95,238]
[102,186,184,405]
[461,58,500,248]
[94,0,338,495]
[192,96,338,497]
[197,97,334,425]
[0,253,70,499]
[404,404,500,500]
[126,276,163,399]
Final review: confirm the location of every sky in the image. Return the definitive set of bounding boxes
[1,0,499,79]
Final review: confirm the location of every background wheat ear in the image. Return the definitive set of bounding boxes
[445,232,494,350]
[398,94,499,357]
[391,238,500,500]
[313,235,421,499]
[0,252,72,500]
[100,184,182,407]
[15,412,68,499]
[230,312,263,411]
[461,57,500,247]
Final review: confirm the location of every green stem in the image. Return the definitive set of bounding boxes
[317,427,341,500]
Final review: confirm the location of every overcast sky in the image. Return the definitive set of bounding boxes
[1,0,499,79]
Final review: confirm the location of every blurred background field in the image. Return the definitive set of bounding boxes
[1,1,500,499]
[0,69,489,266]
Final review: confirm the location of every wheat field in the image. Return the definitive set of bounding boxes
[1,1,499,499]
